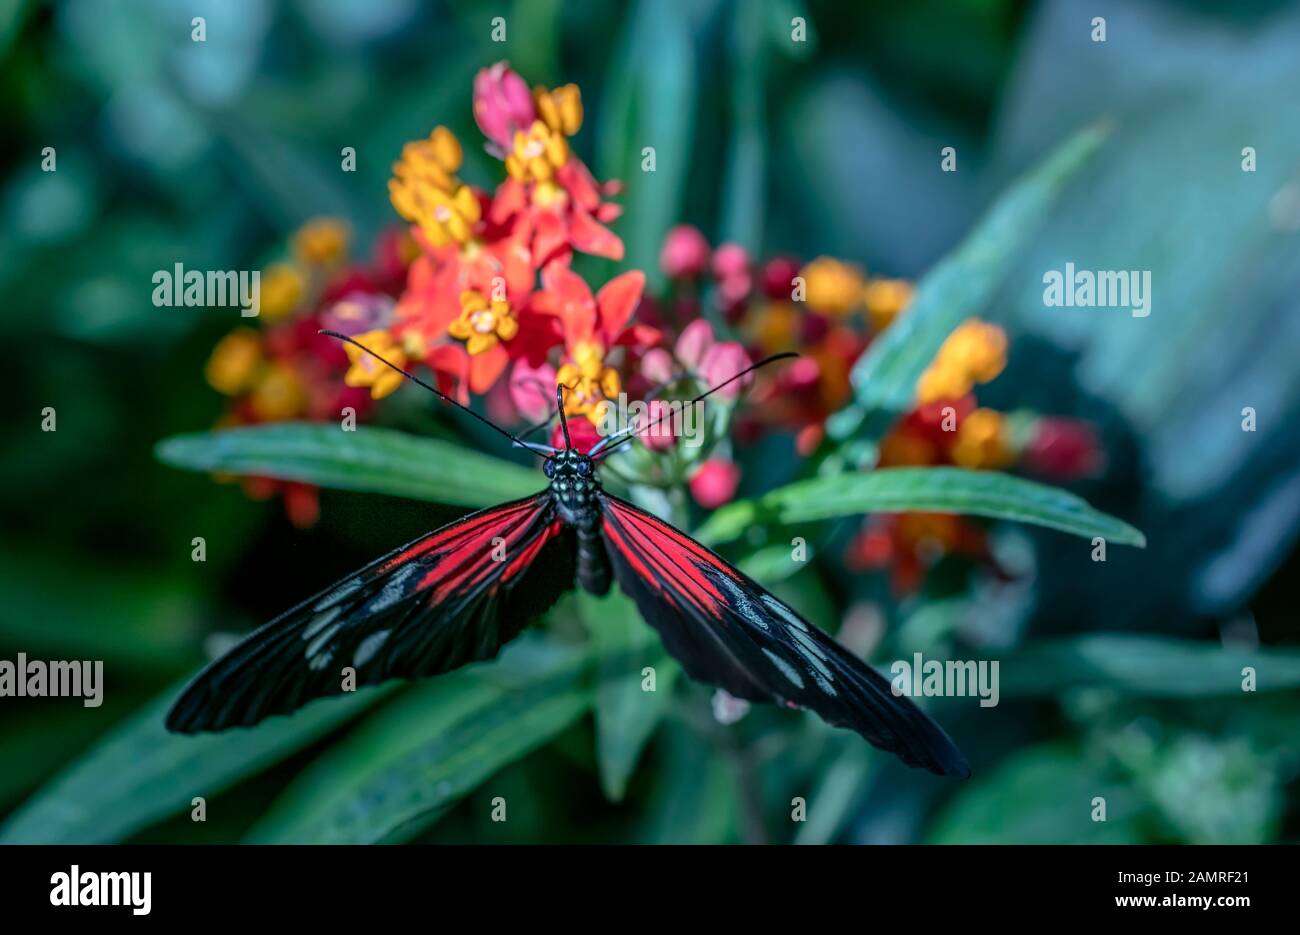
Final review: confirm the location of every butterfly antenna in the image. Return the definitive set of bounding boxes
[556,383,573,451]
[590,352,799,459]
[320,330,554,459]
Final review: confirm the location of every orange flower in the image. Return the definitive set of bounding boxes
[916,319,1008,404]
[505,121,570,186]
[950,408,1015,470]
[206,328,263,396]
[389,127,481,248]
[259,263,306,322]
[342,329,407,399]
[249,362,308,421]
[534,83,583,136]
[449,290,519,355]
[556,341,621,425]
[863,277,913,332]
[801,256,865,316]
[293,217,350,267]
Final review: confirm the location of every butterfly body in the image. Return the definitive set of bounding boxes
[544,449,610,596]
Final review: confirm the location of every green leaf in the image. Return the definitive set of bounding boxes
[156,423,543,508]
[245,636,592,844]
[837,123,1111,442]
[0,684,386,844]
[1000,635,1300,698]
[792,743,872,845]
[0,546,203,670]
[637,722,739,844]
[696,467,1145,547]
[927,743,1147,844]
[597,0,699,289]
[580,590,678,801]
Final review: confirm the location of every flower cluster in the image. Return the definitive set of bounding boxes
[649,223,1102,591]
[344,63,636,425]
[204,218,411,525]
[197,61,1106,574]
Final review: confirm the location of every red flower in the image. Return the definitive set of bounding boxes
[532,264,657,357]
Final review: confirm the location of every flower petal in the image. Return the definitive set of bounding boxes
[595,270,645,347]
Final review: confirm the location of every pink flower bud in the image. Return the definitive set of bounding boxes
[508,360,557,423]
[675,318,716,371]
[659,224,711,279]
[711,242,750,280]
[699,340,752,400]
[640,348,674,385]
[689,459,741,509]
[473,62,536,151]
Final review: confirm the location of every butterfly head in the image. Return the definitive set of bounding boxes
[545,448,599,522]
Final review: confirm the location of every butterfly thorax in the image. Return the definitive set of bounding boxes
[544,450,601,527]
[544,450,609,595]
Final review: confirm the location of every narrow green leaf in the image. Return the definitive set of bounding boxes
[156,423,543,508]
[1000,635,1300,698]
[0,684,386,844]
[581,590,678,801]
[696,467,1145,547]
[792,743,871,845]
[927,744,1147,844]
[839,123,1111,441]
[245,637,592,844]
[597,0,698,289]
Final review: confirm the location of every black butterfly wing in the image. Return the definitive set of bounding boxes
[167,493,574,733]
[600,493,970,777]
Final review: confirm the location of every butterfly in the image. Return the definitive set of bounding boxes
[167,330,970,778]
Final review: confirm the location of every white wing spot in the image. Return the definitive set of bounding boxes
[305,621,340,660]
[364,563,420,614]
[302,604,343,641]
[313,577,364,612]
[761,594,808,632]
[353,629,391,667]
[763,649,804,689]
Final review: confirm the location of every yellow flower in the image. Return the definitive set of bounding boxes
[939,319,1007,383]
[748,302,800,355]
[505,120,570,185]
[801,257,866,317]
[249,362,308,421]
[863,277,913,332]
[259,263,306,321]
[448,290,519,355]
[557,342,620,425]
[916,364,973,405]
[388,127,480,247]
[342,329,407,399]
[915,318,1008,404]
[534,83,583,136]
[951,408,1015,470]
[205,328,263,396]
[293,217,350,267]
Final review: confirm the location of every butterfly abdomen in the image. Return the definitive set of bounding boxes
[576,526,611,595]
